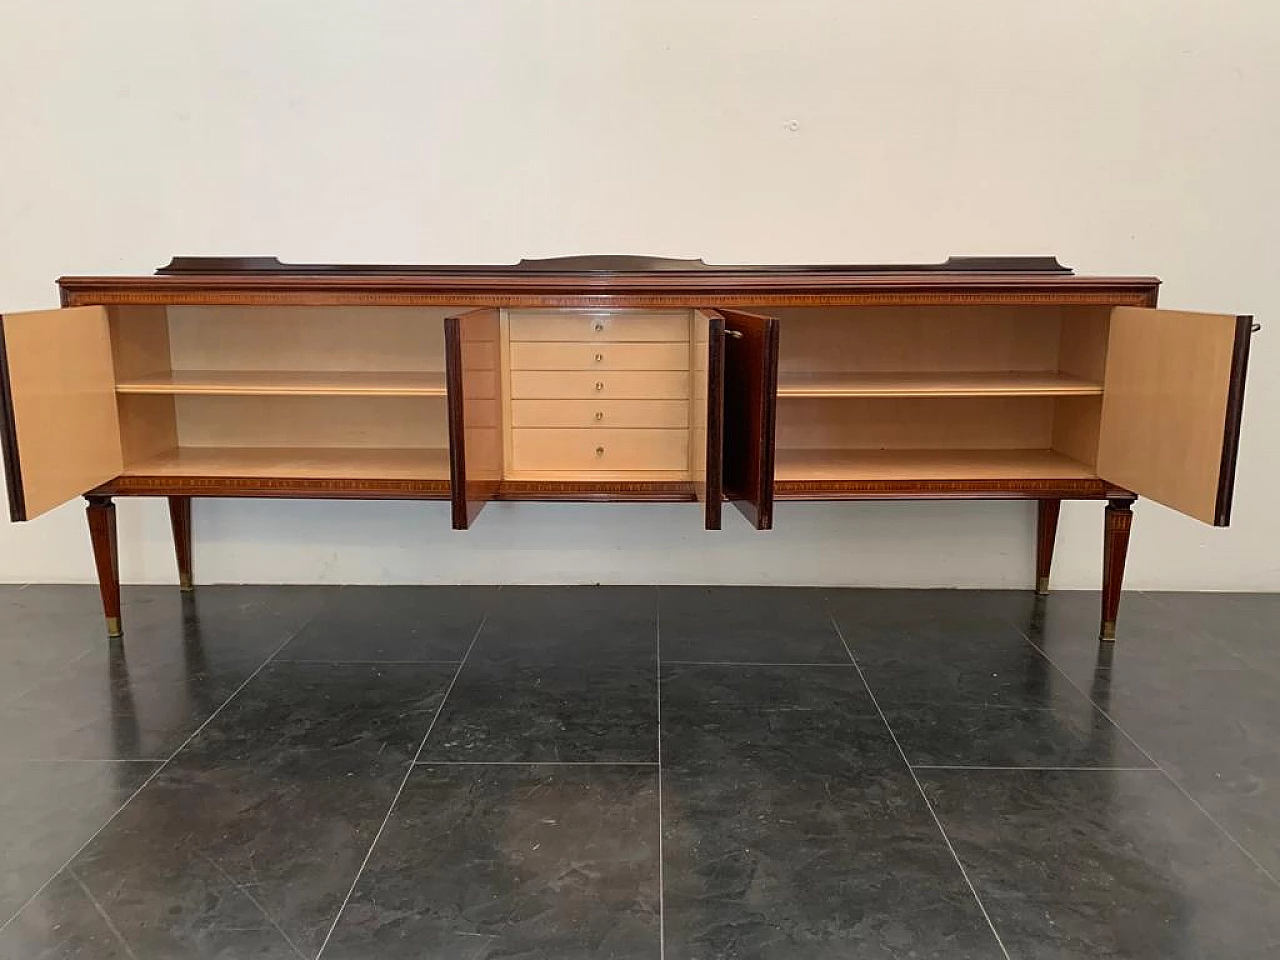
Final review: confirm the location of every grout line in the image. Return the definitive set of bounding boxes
[195,849,308,960]
[828,610,1012,960]
[314,611,489,959]
[655,589,666,960]
[911,764,1160,772]
[0,611,320,935]
[10,757,168,764]
[1016,626,1280,891]
[414,760,659,766]
[68,867,141,960]
[273,659,464,666]
[663,660,856,667]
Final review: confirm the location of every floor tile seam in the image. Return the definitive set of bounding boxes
[193,849,308,960]
[910,764,1162,772]
[655,586,665,960]
[827,608,1012,960]
[2,757,169,764]
[661,660,856,667]
[1015,626,1280,892]
[412,760,661,766]
[0,643,102,711]
[314,610,490,960]
[271,659,465,666]
[67,866,142,960]
[0,607,321,936]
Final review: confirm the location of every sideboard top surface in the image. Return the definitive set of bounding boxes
[56,255,1161,308]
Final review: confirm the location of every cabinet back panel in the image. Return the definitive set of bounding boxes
[775,396,1054,449]
[174,395,449,448]
[167,306,453,373]
[110,306,172,381]
[770,306,1064,374]
[117,394,178,464]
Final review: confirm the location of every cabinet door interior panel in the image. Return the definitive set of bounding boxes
[116,370,448,397]
[510,399,690,429]
[510,370,690,400]
[510,342,689,371]
[721,309,779,529]
[510,428,689,473]
[774,447,1097,482]
[0,307,123,520]
[170,395,450,449]
[776,370,1102,398]
[166,306,453,372]
[509,311,688,342]
[691,308,726,528]
[124,446,450,480]
[775,396,1056,450]
[446,308,503,528]
[1097,307,1251,525]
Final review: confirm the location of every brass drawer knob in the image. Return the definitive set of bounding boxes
[595,446,605,457]
[594,353,604,362]
[593,322,605,332]
[594,411,604,421]
[595,381,604,391]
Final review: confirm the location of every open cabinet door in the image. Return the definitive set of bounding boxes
[0,307,123,521]
[720,309,779,529]
[445,308,503,529]
[1097,307,1253,526]
[692,310,726,529]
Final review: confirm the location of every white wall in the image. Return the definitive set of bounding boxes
[1,1,1277,589]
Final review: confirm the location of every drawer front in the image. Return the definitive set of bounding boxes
[511,399,690,429]
[510,341,689,371]
[510,370,690,400]
[510,312,688,342]
[511,429,689,472]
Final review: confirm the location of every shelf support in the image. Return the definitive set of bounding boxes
[85,495,122,639]
[1100,497,1136,642]
[168,496,193,592]
[1035,499,1061,595]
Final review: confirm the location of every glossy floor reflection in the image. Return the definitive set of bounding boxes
[0,584,1277,958]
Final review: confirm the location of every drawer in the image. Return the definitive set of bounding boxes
[510,370,690,400]
[510,341,689,371]
[511,399,690,429]
[510,311,688,342]
[511,428,689,472]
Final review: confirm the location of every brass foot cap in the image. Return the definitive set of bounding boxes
[179,574,194,592]
[1099,619,1117,642]
[1035,576,1050,596]
[106,616,123,639]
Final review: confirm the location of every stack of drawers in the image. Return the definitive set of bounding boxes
[508,311,692,473]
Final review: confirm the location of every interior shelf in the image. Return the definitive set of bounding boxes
[774,448,1097,481]
[122,446,451,480]
[775,371,1103,398]
[115,370,448,397]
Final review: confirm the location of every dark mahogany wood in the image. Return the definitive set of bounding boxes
[168,496,193,592]
[1036,499,1061,595]
[1215,316,1254,526]
[445,308,503,529]
[700,310,727,530]
[85,495,122,638]
[95,477,450,499]
[1101,497,1136,641]
[0,315,26,522]
[721,310,780,529]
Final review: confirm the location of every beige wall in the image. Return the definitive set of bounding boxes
[1,1,1277,589]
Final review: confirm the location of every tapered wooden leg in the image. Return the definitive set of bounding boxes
[86,495,122,639]
[1100,497,1135,642]
[1035,499,1061,596]
[168,496,193,592]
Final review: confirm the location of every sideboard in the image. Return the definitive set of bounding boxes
[0,255,1254,641]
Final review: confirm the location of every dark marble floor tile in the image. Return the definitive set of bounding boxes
[1,758,411,959]
[0,869,141,959]
[657,586,847,663]
[884,700,1152,769]
[828,588,1039,652]
[174,662,457,768]
[0,760,158,923]
[323,764,660,960]
[422,662,657,763]
[921,769,1280,958]
[468,585,657,665]
[276,585,495,662]
[660,661,866,711]
[661,669,1000,958]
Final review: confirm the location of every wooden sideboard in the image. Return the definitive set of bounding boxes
[0,255,1254,641]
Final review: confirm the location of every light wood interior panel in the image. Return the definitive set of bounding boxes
[116,370,447,396]
[774,448,1096,481]
[1051,396,1103,469]
[510,400,689,429]
[2,307,123,517]
[777,371,1101,398]
[511,370,690,400]
[510,342,689,371]
[117,395,178,466]
[124,447,449,480]
[109,306,171,381]
[771,305,1064,374]
[172,395,449,449]
[1058,307,1111,382]
[510,428,689,473]
[1097,307,1242,524]
[509,311,688,342]
[166,306,453,373]
[775,397,1055,450]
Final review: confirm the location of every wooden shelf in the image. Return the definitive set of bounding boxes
[122,446,451,480]
[115,370,447,397]
[774,448,1097,482]
[776,371,1103,398]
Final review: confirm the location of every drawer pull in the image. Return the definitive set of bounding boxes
[726,329,744,339]
[595,446,605,457]
[595,381,604,391]
[593,322,605,332]
[594,411,604,421]
[595,353,604,362]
